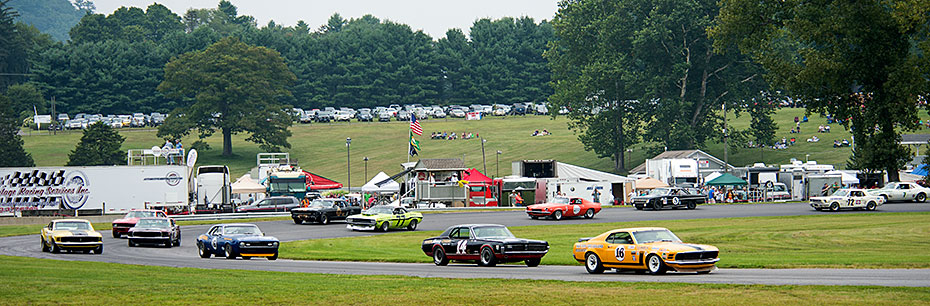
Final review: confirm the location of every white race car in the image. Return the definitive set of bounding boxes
[810,189,884,211]
[867,182,930,203]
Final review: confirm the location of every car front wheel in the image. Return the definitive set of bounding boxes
[198,242,211,258]
[41,238,49,252]
[525,258,541,267]
[553,210,563,220]
[224,245,236,259]
[646,254,667,274]
[479,247,497,267]
[268,252,278,260]
[380,221,390,232]
[585,252,604,274]
[319,214,329,225]
[829,202,840,212]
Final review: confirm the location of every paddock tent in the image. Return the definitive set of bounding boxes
[303,170,343,190]
[231,174,265,194]
[463,168,492,184]
[705,173,747,186]
[362,172,400,193]
[634,177,669,190]
[824,170,860,185]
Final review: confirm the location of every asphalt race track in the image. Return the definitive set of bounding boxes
[2,202,929,287]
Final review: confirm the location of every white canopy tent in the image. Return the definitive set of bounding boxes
[362,172,400,193]
[825,170,860,185]
[556,162,633,183]
[231,174,266,194]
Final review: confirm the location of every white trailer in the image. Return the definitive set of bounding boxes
[194,165,231,213]
[646,158,699,186]
[0,165,189,216]
[545,178,613,205]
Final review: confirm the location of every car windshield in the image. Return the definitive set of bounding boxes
[364,206,394,214]
[126,211,158,218]
[308,200,330,208]
[632,229,681,244]
[550,197,569,204]
[225,225,261,236]
[136,219,169,228]
[831,190,850,197]
[472,226,516,239]
[54,221,92,231]
[648,188,671,196]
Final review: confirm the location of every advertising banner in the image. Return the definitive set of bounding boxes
[466,112,482,120]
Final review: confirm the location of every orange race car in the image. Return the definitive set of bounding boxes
[525,197,601,220]
[573,227,719,274]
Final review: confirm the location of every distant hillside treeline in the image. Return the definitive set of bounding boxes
[8,0,84,41]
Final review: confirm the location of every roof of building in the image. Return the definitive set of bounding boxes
[900,134,930,145]
[629,149,733,174]
[414,158,466,171]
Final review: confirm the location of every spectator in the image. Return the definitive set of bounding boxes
[794,116,799,124]
[824,125,831,133]
[532,130,539,136]
[802,115,808,122]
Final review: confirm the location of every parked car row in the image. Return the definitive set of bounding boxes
[54,112,166,130]
[289,102,557,124]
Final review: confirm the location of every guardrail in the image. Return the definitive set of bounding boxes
[172,212,290,221]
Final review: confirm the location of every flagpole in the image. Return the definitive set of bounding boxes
[407,130,411,164]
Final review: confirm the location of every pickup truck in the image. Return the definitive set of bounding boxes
[291,198,362,224]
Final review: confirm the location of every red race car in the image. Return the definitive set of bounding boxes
[526,197,601,220]
[111,209,168,238]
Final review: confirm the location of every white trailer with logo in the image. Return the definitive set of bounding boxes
[0,165,190,216]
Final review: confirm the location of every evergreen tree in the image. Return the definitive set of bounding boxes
[0,94,34,167]
[66,121,125,166]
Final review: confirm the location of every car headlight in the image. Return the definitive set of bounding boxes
[272,242,278,246]
[240,242,248,247]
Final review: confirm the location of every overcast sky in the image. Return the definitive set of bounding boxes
[91,0,560,39]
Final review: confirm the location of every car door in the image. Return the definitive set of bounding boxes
[568,198,583,216]
[204,226,221,252]
[896,183,910,201]
[602,232,635,265]
[333,201,347,218]
[445,227,470,256]
[847,191,864,208]
[391,207,408,228]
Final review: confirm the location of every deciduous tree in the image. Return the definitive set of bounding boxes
[0,94,34,167]
[66,121,125,166]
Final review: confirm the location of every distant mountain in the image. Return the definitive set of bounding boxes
[8,0,85,41]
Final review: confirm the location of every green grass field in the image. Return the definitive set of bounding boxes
[21,108,930,181]
[281,213,930,268]
[0,255,927,305]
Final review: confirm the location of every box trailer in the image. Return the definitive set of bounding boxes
[0,165,190,216]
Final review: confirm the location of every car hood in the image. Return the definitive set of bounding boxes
[482,237,548,245]
[292,207,324,212]
[347,213,390,220]
[112,217,141,224]
[49,229,102,238]
[642,241,717,253]
[810,196,844,202]
[225,235,279,242]
[527,203,565,210]
[129,227,170,232]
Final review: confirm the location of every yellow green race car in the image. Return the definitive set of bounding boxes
[346,205,423,231]
[41,219,104,254]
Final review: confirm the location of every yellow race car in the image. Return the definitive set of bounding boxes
[40,219,104,254]
[573,227,717,274]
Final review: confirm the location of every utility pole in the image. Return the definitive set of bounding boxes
[50,96,56,135]
[346,137,352,192]
[481,138,487,175]
[723,103,729,173]
[496,150,502,178]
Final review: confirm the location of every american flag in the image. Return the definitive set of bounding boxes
[410,114,423,136]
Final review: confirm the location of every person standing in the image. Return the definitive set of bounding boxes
[591,188,601,203]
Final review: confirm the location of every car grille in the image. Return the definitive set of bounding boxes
[675,251,718,261]
[131,231,166,238]
[241,242,277,247]
[527,209,544,213]
[347,218,375,225]
[113,223,133,228]
[505,243,547,252]
[59,236,100,243]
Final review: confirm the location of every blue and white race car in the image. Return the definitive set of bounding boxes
[196,223,279,260]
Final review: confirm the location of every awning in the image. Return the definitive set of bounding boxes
[911,164,929,177]
[231,174,265,194]
[303,170,343,190]
[463,168,492,184]
[634,177,669,190]
[705,173,747,186]
[825,170,860,185]
[362,172,399,193]
[556,162,633,183]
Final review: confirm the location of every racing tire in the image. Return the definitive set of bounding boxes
[697,270,712,274]
[553,210,563,220]
[242,256,251,260]
[319,214,329,225]
[529,216,538,220]
[584,209,595,219]
[814,208,823,211]
[917,193,927,203]
[112,231,119,238]
[406,219,418,231]
[224,244,236,259]
[93,246,103,255]
[651,202,661,211]
[686,201,697,210]
[479,247,497,267]
[198,243,211,258]
[633,269,647,274]
[380,221,390,232]
[41,238,49,252]
[525,258,541,267]
[635,205,643,211]
[50,241,60,254]
[128,240,135,247]
[867,202,877,211]
[829,202,840,212]
[432,247,449,266]
[584,252,605,274]
[175,235,181,247]
[293,218,302,225]
[268,252,278,260]
[646,254,667,275]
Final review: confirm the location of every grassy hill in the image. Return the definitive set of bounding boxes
[21,108,930,182]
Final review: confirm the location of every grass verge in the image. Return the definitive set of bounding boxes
[0,255,928,305]
[282,212,930,268]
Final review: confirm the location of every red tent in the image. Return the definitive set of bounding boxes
[463,168,492,184]
[302,170,343,190]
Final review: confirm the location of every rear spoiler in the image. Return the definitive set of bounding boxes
[578,237,593,242]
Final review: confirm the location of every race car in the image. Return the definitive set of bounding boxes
[525,197,601,220]
[128,217,181,247]
[810,189,884,211]
[40,219,103,254]
[111,209,168,238]
[291,198,362,225]
[346,205,423,231]
[867,182,930,203]
[422,224,549,267]
[196,224,279,260]
[573,227,718,274]
[631,187,706,210]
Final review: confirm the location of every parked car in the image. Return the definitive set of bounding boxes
[127,217,181,247]
[149,113,165,126]
[316,111,334,123]
[449,109,466,118]
[236,196,301,212]
[196,223,279,260]
[334,110,353,121]
[631,187,707,210]
[112,209,168,238]
[810,189,884,211]
[525,197,601,220]
[379,112,393,122]
[432,108,447,118]
[291,198,362,224]
[40,219,103,254]
[57,113,70,123]
[396,110,410,121]
[421,224,548,267]
[867,182,930,202]
[511,103,527,115]
[534,104,548,115]
[574,227,719,274]
[299,111,315,123]
[346,205,423,231]
[357,110,373,122]
[131,113,147,127]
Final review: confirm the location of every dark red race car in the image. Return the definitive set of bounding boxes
[525,197,601,220]
[111,209,168,238]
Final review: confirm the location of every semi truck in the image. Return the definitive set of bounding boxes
[194,165,232,213]
[645,158,699,186]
